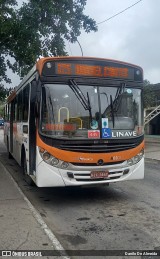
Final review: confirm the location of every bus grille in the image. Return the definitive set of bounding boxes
[40,135,144,154]
[59,142,137,153]
[71,161,125,166]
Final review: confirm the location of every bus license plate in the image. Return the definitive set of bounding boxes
[90,171,109,179]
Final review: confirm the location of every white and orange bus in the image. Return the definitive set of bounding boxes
[4,56,144,187]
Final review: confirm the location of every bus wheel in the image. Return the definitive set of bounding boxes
[7,139,12,159]
[22,153,34,186]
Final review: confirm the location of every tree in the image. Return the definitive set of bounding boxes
[0,83,12,101]
[0,0,97,82]
[143,80,156,108]
[0,83,11,116]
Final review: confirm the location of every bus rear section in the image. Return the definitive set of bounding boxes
[4,57,144,187]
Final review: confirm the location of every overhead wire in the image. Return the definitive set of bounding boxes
[97,0,143,25]
[69,0,143,56]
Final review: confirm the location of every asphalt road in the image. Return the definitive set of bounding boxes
[0,129,160,259]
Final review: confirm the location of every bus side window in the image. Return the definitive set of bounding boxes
[8,103,11,121]
[22,85,30,121]
[4,105,7,121]
[5,103,11,122]
[13,98,17,121]
[17,91,23,121]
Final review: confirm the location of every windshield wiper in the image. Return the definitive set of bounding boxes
[103,83,126,117]
[113,83,126,112]
[110,95,115,128]
[87,91,93,124]
[69,79,93,123]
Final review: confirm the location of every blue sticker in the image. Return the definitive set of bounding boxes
[102,128,112,138]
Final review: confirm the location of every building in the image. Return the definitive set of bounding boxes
[144,83,160,135]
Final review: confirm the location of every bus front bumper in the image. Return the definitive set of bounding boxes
[35,157,144,187]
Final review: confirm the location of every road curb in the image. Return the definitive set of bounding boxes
[0,160,70,259]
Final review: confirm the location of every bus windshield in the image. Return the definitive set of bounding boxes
[40,83,142,139]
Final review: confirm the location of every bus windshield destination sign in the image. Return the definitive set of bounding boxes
[42,60,140,80]
[55,63,131,79]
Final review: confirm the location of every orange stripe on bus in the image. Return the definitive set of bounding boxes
[37,132,144,163]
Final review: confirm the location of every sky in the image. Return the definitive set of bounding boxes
[7,0,160,87]
[66,0,160,84]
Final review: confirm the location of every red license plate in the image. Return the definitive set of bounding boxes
[90,171,109,179]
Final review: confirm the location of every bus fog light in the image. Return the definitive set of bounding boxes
[123,169,129,175]
[67,172,74,178]
[61,162,69,169]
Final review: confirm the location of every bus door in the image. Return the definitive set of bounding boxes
[29,81,37,174]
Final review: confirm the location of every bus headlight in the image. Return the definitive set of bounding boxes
[51,157,59,166]
[39,148,69,169]
[127,149,144,166]
[61,161,69,169]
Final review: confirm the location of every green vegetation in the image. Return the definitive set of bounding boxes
[0,101,4,117]
[143,80,156,108]
[0,84,12,111]
[0,0,97,84]
[0,85,6,116]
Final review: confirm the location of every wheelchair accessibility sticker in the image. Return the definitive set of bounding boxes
[102,128,112,138]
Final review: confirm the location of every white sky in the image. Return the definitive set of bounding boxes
[7,0,160,87]
[66,0,160,84]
